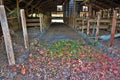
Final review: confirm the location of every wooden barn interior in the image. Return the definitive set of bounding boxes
[0,0,120,79]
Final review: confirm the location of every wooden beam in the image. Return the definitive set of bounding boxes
[0,5,15,65]
[39,13,43,33]
[87,19,90,35]
[0,0,4,5]
[32,0,42,9]
[26,19,39,22]
[39,0,63,11]
[80,0,88,5]
[39,0,56,6]
[25,0,34,8]
[20,9,29,49]
[19,0,25,3]
[73,0,76,27]
[40,0,61,8]
[105,0,120,8]
[110,10,117,47]
[93,1,110,9]
[5,6,12,12]
[16,0,21,28]
[88,4,92,18]
[27,23,40,27]
[95,11,101,41]
[91,3,104,10]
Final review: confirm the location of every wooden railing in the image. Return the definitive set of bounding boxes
[26,14,51,32]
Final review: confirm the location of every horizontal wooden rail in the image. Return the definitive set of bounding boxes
[26,19,39,22]
[27,23,40,26]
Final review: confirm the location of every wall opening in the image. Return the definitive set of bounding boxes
[51,11,64,23]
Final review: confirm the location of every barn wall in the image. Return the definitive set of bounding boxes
[26,12,51,32]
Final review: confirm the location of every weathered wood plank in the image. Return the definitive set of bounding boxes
[16,0,20,28]
[73,0,76,27]
[0,5,15,65]
[39,13,43,33]
[0,0,4,5]
[20,9,29,49]
[88,4,92,18]
[27,23,40,26]
[89,19,111,23]
[26,19,39,22]
[110,10,117,46]
[82,18,85,33]
[87,19,90,35]
[95,11,101,41]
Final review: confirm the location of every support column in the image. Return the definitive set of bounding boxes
[109,10,117,46]
[87,4,92,35]
[82,18,85,33]
[73,0,76,28]
[39,13,43,33]
[88,4,92,18]
[87,19,90,35]
[76,2,79,17]
[95,11,101,41]
[93,10,96,18]
[26,8,29,17]
[20,9,29,49]
[68,2,70,25]
[16,0,21,28]
[68,1,70,25]
[63,2,67,24]
[0,0,4,5]
[107,10,110,19]
[0,5,15,65]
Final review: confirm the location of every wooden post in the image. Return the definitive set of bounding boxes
[16,0,21,28]
[20,9,29,49]
[93,10,96,18]
[107,10,110,19]
[0,0,4,5]
[95,11,101,41]
[68,2,70,25]
[88,4,92,18]
[109,10,117,46]
[82,19,85,33]
[26,8,28,17]
[39,13,43,33]
[0,5,15,65]
[87,4,92,35]
[73,0,76,28]
[87,19,90,35]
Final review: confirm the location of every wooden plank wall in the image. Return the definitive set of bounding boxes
[64,8,120,45]
[26,14,51,32]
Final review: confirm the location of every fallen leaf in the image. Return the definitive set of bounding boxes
[111,64,118,70]
[113,70,119,75]
[29,58,35,63]
[117,58,120,62]
[21,64,26,75]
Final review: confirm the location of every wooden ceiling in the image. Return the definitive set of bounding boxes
[81,0,120,10]
[3,0,120,14]
[4,0,66,12]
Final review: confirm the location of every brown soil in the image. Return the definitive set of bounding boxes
[0,23,83,65]
[0,23,120,65]
[39,23,83,42]
[0,23,120,80]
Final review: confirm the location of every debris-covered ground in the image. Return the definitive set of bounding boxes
[0,23,120,80]
[0,39,120,80]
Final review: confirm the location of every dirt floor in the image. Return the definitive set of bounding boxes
[39,23,83,42]
[0,23,120,80]
[0,23,83,65]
